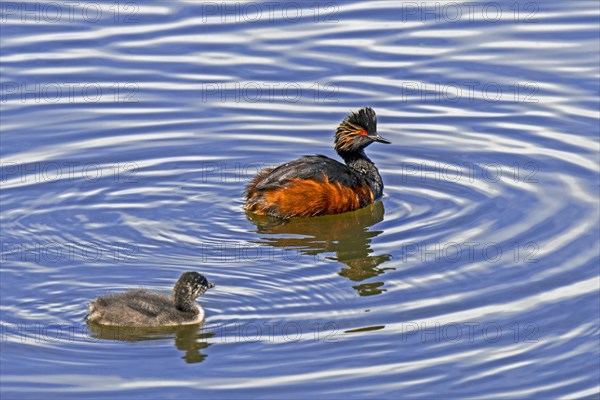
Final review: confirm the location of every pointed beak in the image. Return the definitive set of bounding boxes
[372,134,391,144]
[207,282,215,289]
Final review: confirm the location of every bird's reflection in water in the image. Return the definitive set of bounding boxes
[88,322,213,364]
[246,201,393,296]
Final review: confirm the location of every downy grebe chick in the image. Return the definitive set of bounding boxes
[245,107,390,218]
[87,272,214,327]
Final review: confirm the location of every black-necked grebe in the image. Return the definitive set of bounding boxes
[87,272,214,327]
[245,107,390,218]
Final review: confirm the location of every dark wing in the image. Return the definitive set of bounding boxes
[126,299,160,318]
[254,155,360,191]
[121,291,166,318]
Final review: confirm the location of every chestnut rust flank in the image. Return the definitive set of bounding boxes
[250,176,374,218]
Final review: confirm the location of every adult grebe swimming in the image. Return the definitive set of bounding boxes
[245,107,390,218]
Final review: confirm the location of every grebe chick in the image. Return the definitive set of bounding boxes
[245,107,390,219]
[87,272,214,327]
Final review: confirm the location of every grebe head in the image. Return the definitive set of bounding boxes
[173,272,215,312]
[334,107,391,154]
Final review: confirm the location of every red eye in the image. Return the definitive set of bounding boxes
[360,130,367,136]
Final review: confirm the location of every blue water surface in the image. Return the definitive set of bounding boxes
[1,1,599,399]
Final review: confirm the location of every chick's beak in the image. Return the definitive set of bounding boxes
[372,134,391,144]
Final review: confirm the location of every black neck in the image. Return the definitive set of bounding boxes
[174,295,199,314]
[337,149,384,199]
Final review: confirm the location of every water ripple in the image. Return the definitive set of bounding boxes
[1,0,598,398]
